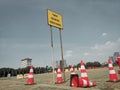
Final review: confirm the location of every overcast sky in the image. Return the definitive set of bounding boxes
[0,0,120,68]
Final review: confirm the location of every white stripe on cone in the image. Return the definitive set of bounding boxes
[83,79,87,87]
[57,69,60,72]
[81,65,85,69]
[30,69,33,72]
[109,64,113,67]
[57,74,62,77]
[109,70,116,74]
[89,81,93,86]
[81,72,88,77]
[28,74,33,78]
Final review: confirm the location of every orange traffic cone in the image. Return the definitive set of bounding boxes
[56,66,63,83]
[80,60,89,81]
[70,65,75,74]
[107,58,119,82]
[26,65,35,85]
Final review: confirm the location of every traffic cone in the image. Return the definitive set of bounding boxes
[56,65,63,83]
[79,60,96,87]
[26,65,35,85]
[80,60,89,81]
[70,65,75,74]
[79,78,88,87]
[107,58,119,82]
[79,78,96,87]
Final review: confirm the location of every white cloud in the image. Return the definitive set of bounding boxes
[64,38,120,65]
[64,50,73,58]
[102,33,107,36]
[90,38,120,61]
[83,52,90,56]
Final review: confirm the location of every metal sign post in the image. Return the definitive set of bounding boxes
[59,29,65,82]
[50,26,55,84]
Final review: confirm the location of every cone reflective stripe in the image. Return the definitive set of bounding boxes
[28,74,33,78]
[70,65,75,74]
[30,68,33,74]
[56,66,63,83]
[108,59,118,81]
[109,70,116,74]
[27,65,34,84]
[57,73,62,77]
[79,78,87,87]
[80,60,89,81]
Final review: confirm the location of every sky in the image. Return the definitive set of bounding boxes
[0,0,120,68]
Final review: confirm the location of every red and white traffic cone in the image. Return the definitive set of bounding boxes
[79,78,96,88]
[70,65,75,74]
[79,78,88,88]
[107,58,119,82]
[56,66,63,83]
[80,60,89,81]
[79,60,96,87]
[26,65,35,85]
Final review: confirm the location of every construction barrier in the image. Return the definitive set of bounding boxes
[24,74,29,78]
[17,74,23,79]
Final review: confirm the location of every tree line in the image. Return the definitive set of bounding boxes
[0,61,109,77]
[0,66,53,77]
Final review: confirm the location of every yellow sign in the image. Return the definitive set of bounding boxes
[47,9,63,29]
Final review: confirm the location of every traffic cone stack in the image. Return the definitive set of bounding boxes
[79,60,96,87]
[70,65,75,74]
[26,65,35,85]
[56,65,63,83]
[107,58,119,82]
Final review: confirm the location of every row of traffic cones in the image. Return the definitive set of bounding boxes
[25,58,119,86]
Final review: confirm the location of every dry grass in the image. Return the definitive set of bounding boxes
[0,67,120,90]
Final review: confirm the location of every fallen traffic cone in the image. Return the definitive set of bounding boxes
[79,78,88,87]
[107,58,119,82]
[26,65,35,85]
[79,78,96,87]
[70,65,75,74]
[80,60,89,81]
[56,65,63,83]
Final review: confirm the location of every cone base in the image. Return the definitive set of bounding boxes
[24,83,36,85]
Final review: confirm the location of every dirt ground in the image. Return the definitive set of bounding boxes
[0,67,120,90]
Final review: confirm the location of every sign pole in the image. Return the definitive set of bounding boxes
[50,26,55,84]
[59,29,65,82]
